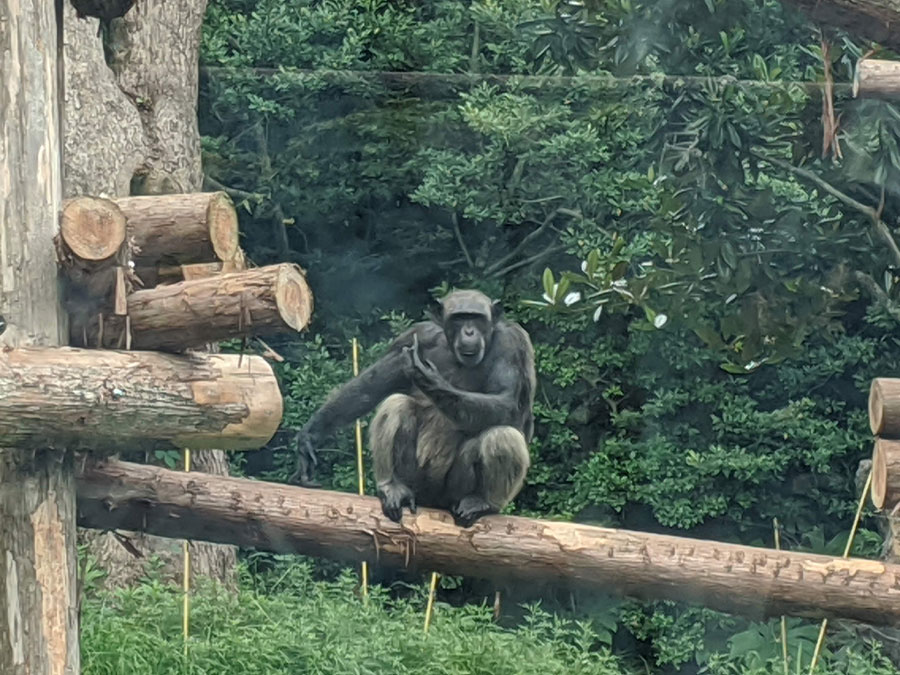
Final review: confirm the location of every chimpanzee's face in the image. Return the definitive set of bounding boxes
[444,311,493,367]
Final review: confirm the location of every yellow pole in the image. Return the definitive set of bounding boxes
[808,469,872,673]
[773,518,789,675]
[352,338,368,598]
[182,448,191,657]
[424,572,439,633]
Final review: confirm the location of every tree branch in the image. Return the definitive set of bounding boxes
[202,175,263,203]
[452,213,475,269]
[752,151,900,268]
[489,244,566,279]
[484,208,574,276]
[252,124,291,257]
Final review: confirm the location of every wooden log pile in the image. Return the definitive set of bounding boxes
[56,190,313,352]
[1,189,318,455]
[76,459,900,626]
[869,379,900,511]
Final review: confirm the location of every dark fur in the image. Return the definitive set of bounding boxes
[291,290,536,527]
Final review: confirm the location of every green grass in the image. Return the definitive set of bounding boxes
[81,562,623,675]
[80,561,900,675]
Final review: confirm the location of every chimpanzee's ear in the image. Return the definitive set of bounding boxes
[491,299,504,323]
[427,297,445,325]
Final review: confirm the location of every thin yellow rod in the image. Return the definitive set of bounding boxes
[183,448,191,657]
[352,338,369,597]
[424,572,439,633]
[808,469,872,673]
[773,518,789,675]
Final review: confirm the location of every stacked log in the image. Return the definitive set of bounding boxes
[55,196,136,345]
[869,379,900,513]
[78,263,313,351]
[57,190,312,352]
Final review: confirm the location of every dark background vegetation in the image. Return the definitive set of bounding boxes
[83,0,900,672]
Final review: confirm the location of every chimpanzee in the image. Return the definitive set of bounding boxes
[290,289,535,527]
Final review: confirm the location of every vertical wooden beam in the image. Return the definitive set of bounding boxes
[0,0,79,673]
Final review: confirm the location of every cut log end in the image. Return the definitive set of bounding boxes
[855,59,900,99]
[207,192,240,263]
[870,379,885,435]
[872,438,900,510]
[868,378,900,437]
[60,196,127,261]
[276,264,314,332]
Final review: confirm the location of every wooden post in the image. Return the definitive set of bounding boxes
[0,0,80,672]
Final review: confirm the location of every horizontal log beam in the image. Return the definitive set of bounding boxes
[76,460,900,626]
[0,348,282,451]
[71,263,313,351]
[117,191,240,267]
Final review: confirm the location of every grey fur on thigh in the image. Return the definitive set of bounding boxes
[444,426,530,510]
[369,394,529,509]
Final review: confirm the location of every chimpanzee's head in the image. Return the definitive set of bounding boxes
[439,290,503,367]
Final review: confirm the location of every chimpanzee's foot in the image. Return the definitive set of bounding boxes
[378,482,417,523]
[451,495,496,528]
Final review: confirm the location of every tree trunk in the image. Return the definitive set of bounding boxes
[63,0,237,590]
[0,348,282,451]
[72,264,313,351]
[0,1,79,673]
[76,459,900,627]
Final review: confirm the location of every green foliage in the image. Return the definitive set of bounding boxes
[197,0,900,669]
[81,562,624,675]
[79,563,900,675]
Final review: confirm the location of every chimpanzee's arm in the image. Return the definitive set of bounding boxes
[302,325,426,442]
[412,328,533,435]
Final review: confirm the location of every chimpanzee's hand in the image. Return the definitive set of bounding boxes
[288,428,321,488]
[406,333,443,391]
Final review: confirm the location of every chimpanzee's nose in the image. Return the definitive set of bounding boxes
[463,327,475,338]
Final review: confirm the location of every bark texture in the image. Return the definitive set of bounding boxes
[855,59,900,98]
[873,439,900,510]
[869,378,900,437]
[0,348,282,452]
[76,459,900,626]
[63,0,237,589]
[75,263,313,351]
[0,1,79,673]
[120,192,240,267]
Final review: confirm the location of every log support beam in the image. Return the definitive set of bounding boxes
[77,459,900,627]
[0,348,283,452]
